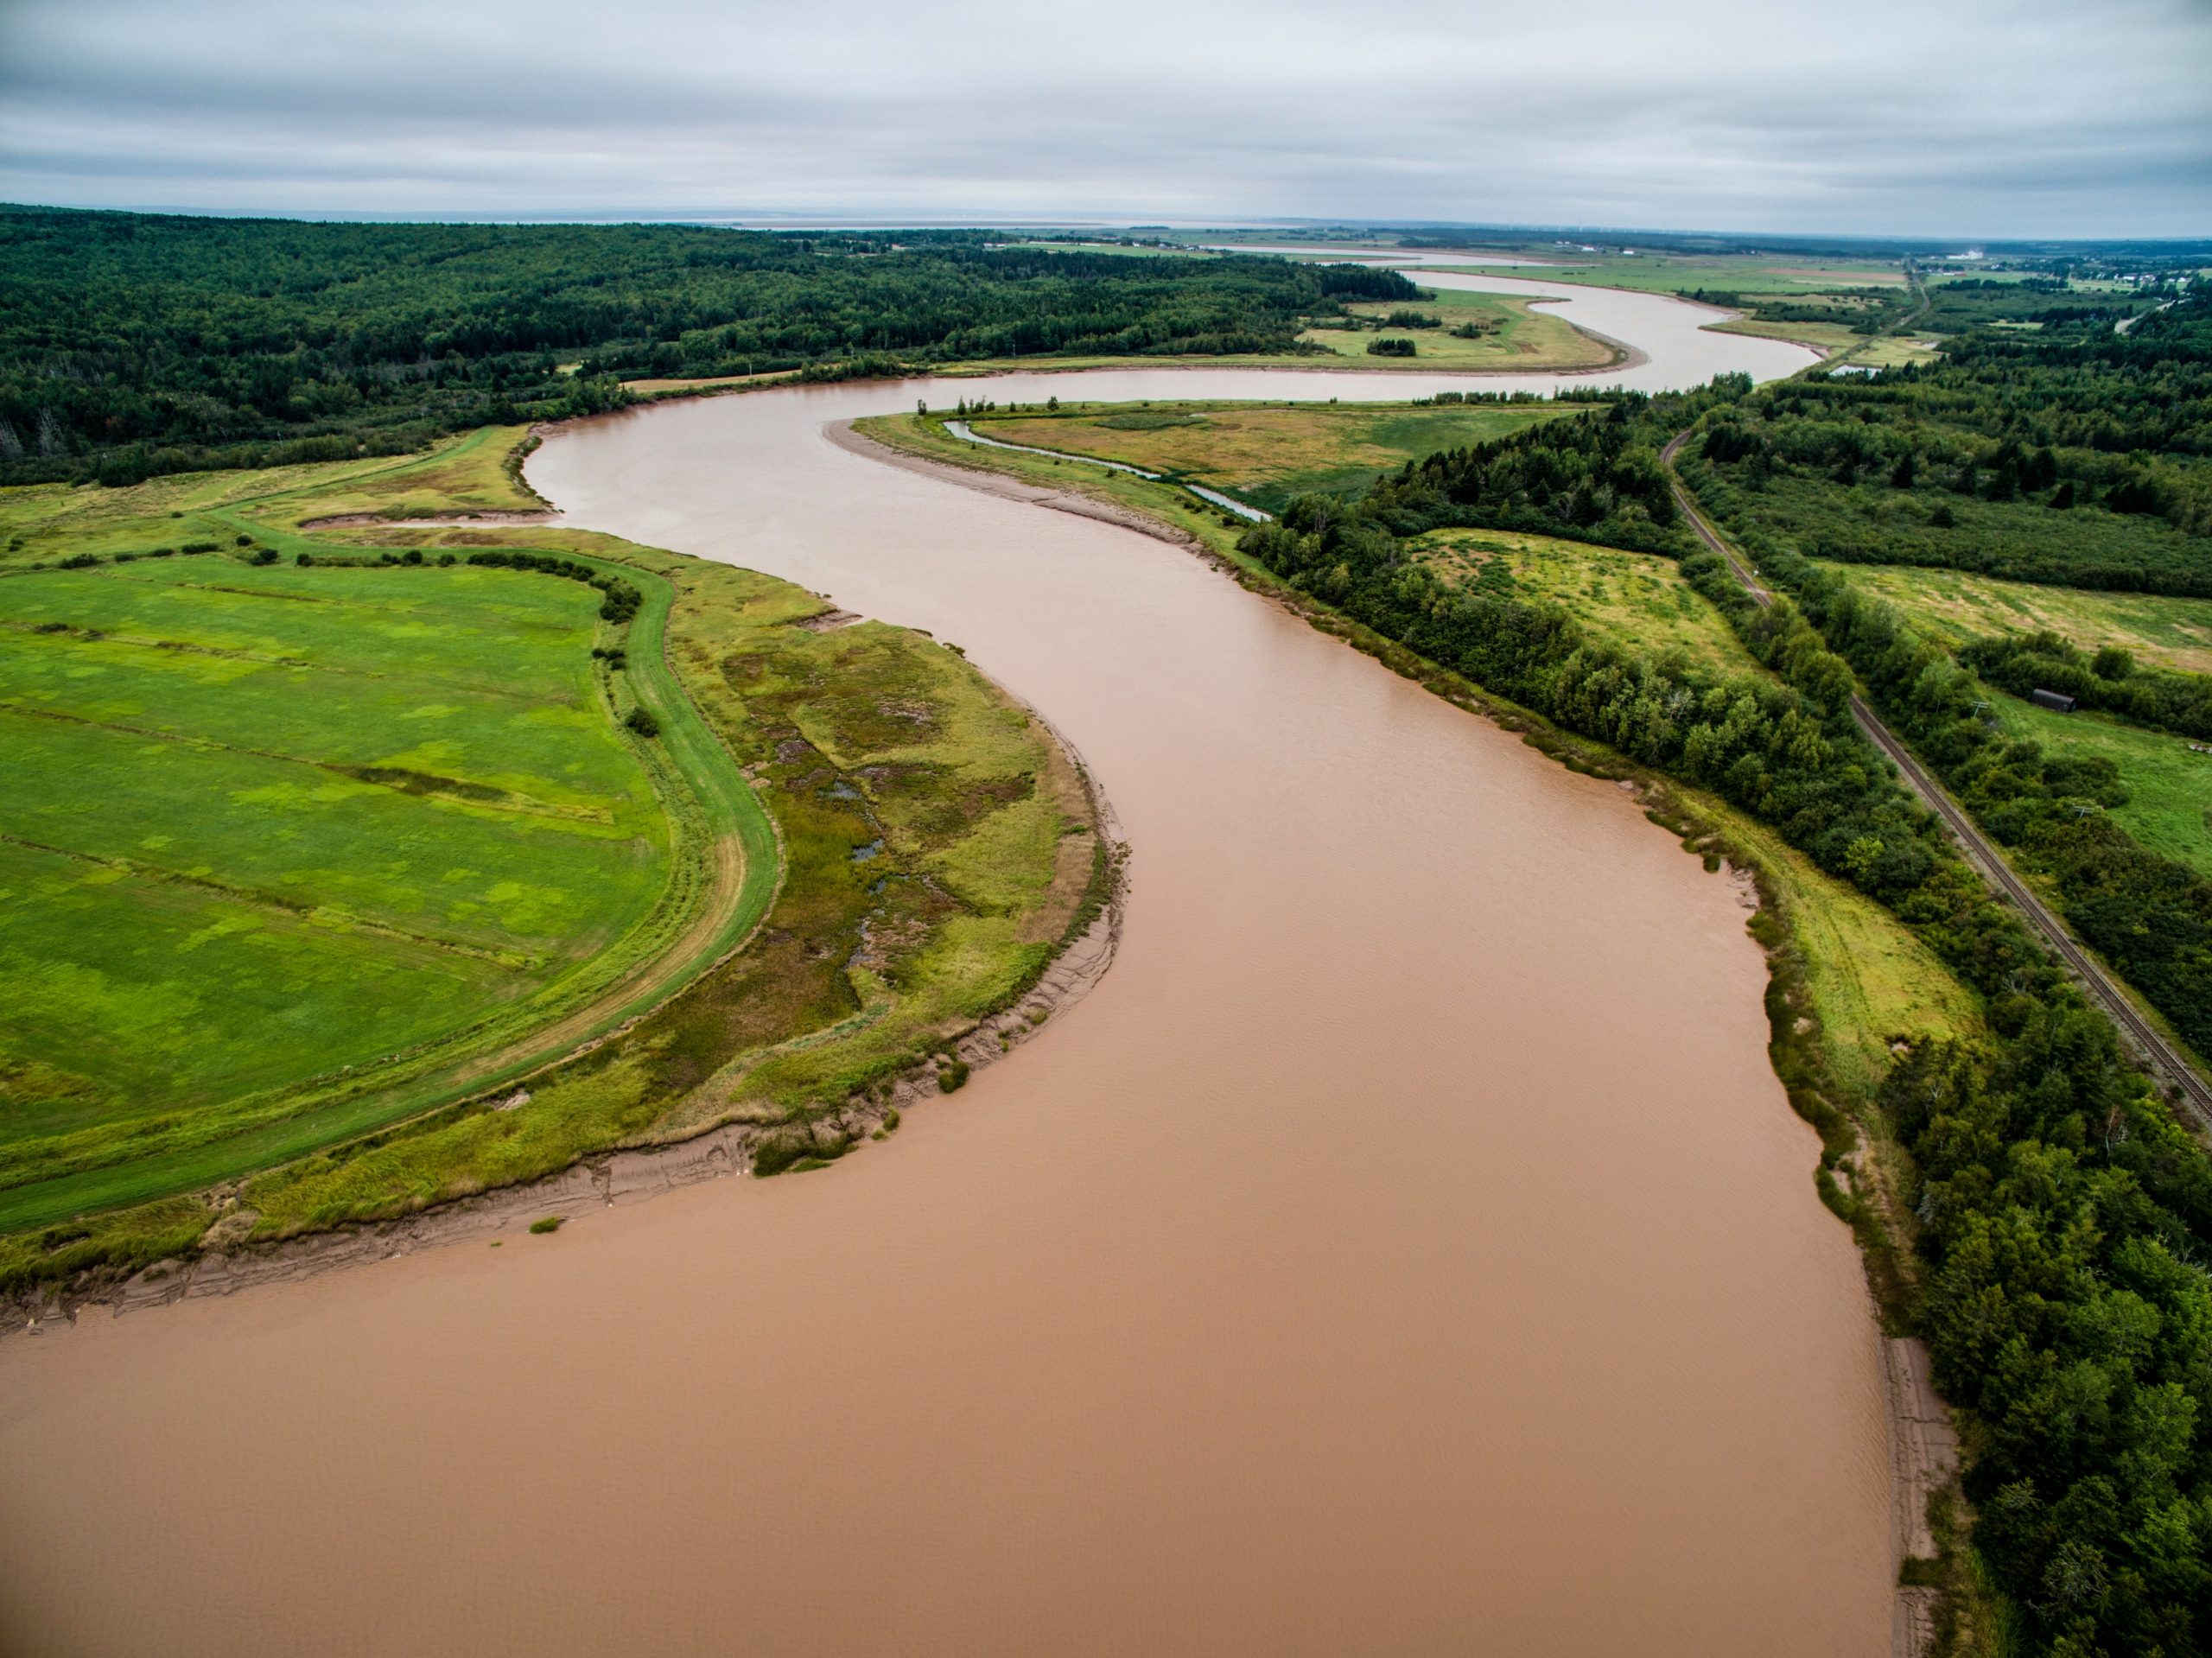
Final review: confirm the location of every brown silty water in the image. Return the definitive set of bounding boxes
[0,324,1894,1655]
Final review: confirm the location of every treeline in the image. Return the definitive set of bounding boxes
[463,549,641,622]
[0,207,1415,486]
[1689,292,2212,594]
[1917,280,2156,334]
[1354,388,1716,555]
[1240,386,2212,1650]
[1961,632,2212,742]
[1747,549,2212,1058]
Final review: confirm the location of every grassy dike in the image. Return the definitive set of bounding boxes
[1,430,1109,1292]
[856,410,1984,1299]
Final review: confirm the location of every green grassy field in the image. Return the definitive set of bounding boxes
[1406,530,1767,676]
[1838,563,2212,674]
[1988,690,2212,878]
[892,405,1756,677]
[2,429,1095,1283]
[1296,288,1618,370]
[0,545,697,1213]
[1707,806,1983,1104]
[970,398,1583,511]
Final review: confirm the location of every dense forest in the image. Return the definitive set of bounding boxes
[1243,368,2212,1653]
[1357,392,1698,554]
[0,207,1414,486]
[1689,293,2212,593]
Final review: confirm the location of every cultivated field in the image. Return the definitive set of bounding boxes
[0,546,695,1225]
[0,425,537,570]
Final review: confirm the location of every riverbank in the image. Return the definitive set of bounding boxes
[844,412,1967,1658]
[0,431,1123,1314]
[11,717,1125,1334]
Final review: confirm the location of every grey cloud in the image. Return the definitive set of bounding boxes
[0,0,2206,234]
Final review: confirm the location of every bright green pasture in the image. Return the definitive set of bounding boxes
[1990,691,2212,879]
[0,553,671,1196]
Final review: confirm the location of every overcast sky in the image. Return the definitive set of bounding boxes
[2,0,2207,237]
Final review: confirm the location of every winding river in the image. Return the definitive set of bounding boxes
[0,291,1896,1655]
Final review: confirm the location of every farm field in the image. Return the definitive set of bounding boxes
[2,429,1096,1282]
[1989,690,2212,879]
[1406,529,1767,676]
[969,398,1583,511]
[1838,563,2212,673]
[0,549,677,1216]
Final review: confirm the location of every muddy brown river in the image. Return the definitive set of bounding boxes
[0,306,1897,1654]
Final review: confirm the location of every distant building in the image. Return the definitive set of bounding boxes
[2031,689,2079,713]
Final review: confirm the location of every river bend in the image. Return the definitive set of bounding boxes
[0,301,1891,1655]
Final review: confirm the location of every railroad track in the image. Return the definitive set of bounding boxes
[1662,432,2212,1129]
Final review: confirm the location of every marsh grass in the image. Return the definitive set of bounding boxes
[2,427,1089,1285]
